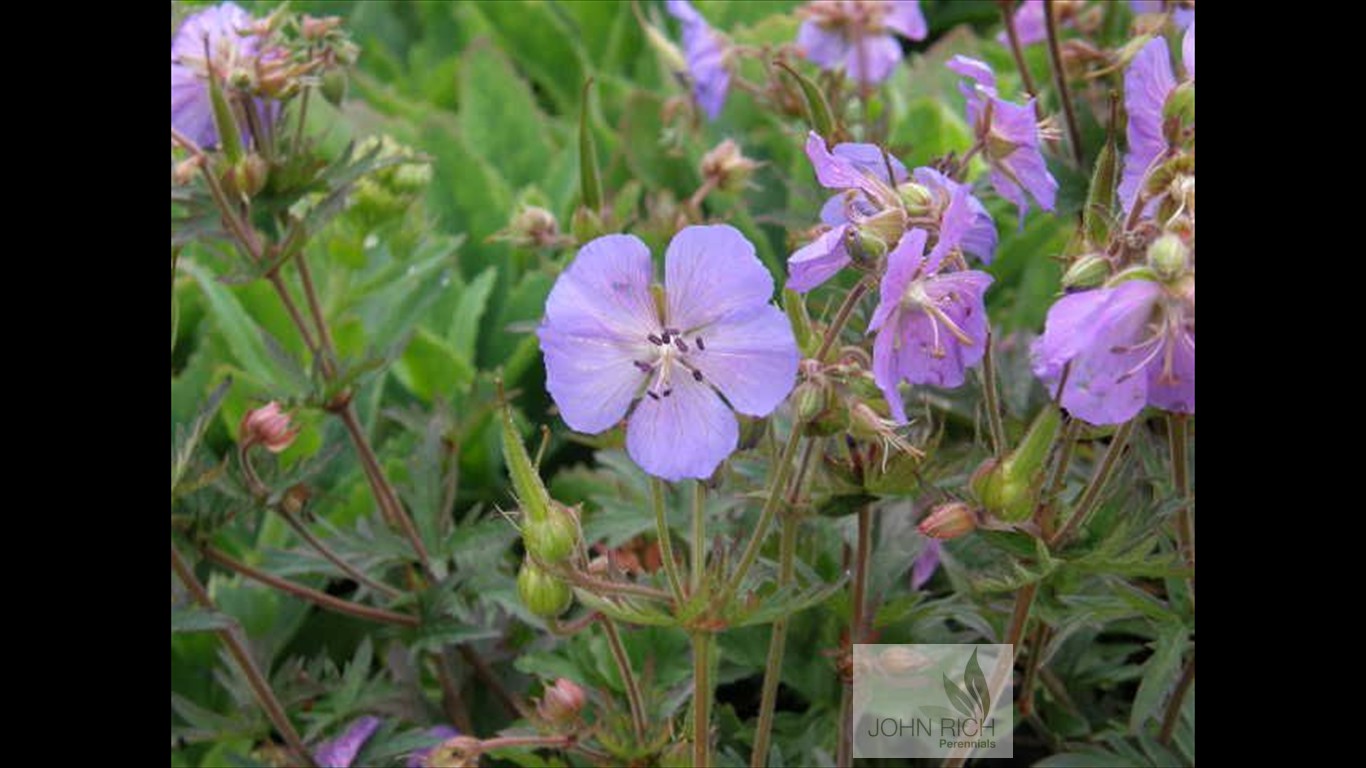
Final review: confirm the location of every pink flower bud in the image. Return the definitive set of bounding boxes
[918,502,978,540]
[537,677,587,724]
[240,402,299,453]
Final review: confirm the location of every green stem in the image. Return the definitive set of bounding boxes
[750,439,819,767]
[1044,0,1085,166]
[715,430,802,612]
[171,544,317,767]
[651,477,686,603]
[599,618,647,743]
[338,404,434,576]
[1038,417,1080,537]
[692,630,714,767]
[815,280,870,362]
[294,252,338,378]
[202,545,419,627]
[1049,420,1136,547]
[691,481,707,596]
[981,331,1008,457]
[999,0,1043,118]
[274,503,401,599]
[1168,414,1194,608]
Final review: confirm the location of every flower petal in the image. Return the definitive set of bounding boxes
[539,324,648,434]
[947,55,997,90]
[873,326,909,424]
[869,228,929,333]
[626,371,738,481]
[315,716,381,768]
[884,1,928,41]
[845,33,904,85]
[911,539,941,590]
[804,131,891,200]
[1044,281,1162,425]
[666,225,773,331]
[832,142,909,184]
[544,234,658,342]
[1146,328,1194,415]
[1183,22,1194,78]
[787,224,852,293]
[406,727,461,768]
[1119,37,1176,214]
[689,305,799,417]
[797,19,851,70]
[997,0,1046,47]
[668,0,729,120]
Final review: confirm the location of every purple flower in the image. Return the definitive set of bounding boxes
[911,539,941,590]
[797,1,927,86]
[997,0,1047,46]
[171,2,263,147]
[314,716,381,768]
[1129,0,1195,30]
[1031,278,1194,425]
[538,226,799,481]
[1118,28,1193,215]
[867,229,993,423]
[666,0,731,120]
[947,56,1058,225]
[911,167,998,264]
[789,132,906,293]
[406,726,461,768]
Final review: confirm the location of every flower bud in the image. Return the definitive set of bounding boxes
[844,226,887,268]
[970,406,1061,523]
[1164,80,1195,124]
[240,402,299,453]
[523,502,580,563]
[491,205,565,249]
[320,68,349,105]
[173,156,205,186]
[918,502,979,540]
[537,678,587,725]
[877,645,933,676]
[518,559,573,618]
[1147,233,1188,281]
[857,207,907,250]
[1062,253,1111,291]
[897,182,934,216]
[570,206,605,243]
[700,139,761,193]
[793,380,827,424]
[229,153,269,199]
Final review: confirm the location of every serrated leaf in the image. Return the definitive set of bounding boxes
[171,607,236,633]
[393,327,475,402]
[1130,624,1188,733]
[449,267,496,363]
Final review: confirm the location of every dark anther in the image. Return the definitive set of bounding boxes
[695,337,706,351]
[647,391,661,401]
[674,337,690,352]
[692,369,704,382]
[648,334,664,346]
[662,388,673,397]
[633,361,653,373]
[660,330,672,344]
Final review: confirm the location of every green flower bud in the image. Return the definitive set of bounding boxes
[518,560,572,618]
[971,407,1062,523]
[1163,81,1195,124]
[844,227,887,268]
[523,503,580,563]
[1147,234,1188,281]
[320,68,349,105]
[1062,254,1112,291]
[897,182,934,216]
[571,206,604,243]
[858,207,907,251]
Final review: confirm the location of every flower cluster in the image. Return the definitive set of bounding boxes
[796,0,927,85]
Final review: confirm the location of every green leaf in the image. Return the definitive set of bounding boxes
[467,0,587,113]
[580,78,604,212]
[458,41,556,191]
[170,606,235,633]
[392,327,475,402]
[448,266,497,363]
[776,62,835,140]
[183,259,286,389]
[1130,624,1188,733]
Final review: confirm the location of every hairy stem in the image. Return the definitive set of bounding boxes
[692,630,714,767]
[999,0,1043,119]
[1049,420,1136,547]
[171,544,316,767]
[1158,653,1195,745]
[692,481,707,596]
[650,477,686,603]
[1044,0,1085,165]
[202,545,419,627]
[815,280,870,362]
[981,331,1008,457]
[337,404,434,575]
[599,618,647,743]
[1168,414,1194,608]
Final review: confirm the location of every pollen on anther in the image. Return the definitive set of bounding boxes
[662,388,674,398]
[648,334,664,346]
[674,337,690,352]
[695,337,706,351]
[692,369,704,382]
[647,391,661,401]
[633,361,653,373]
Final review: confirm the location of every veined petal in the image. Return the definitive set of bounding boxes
[845,33,904,85]
[689,305,799,417]
[1146,328,1194,415]
[1183,22,1195,78]
[1119,38,1177,213]
[805,131,892,200]
[1050,281,1163,425]
[539,324,648,434]
[873,326,909,424]
[947,55,997,90]
[832,142,909,184]
[787,225,852,293]
[884,0,928,41]
[544,234,658,342]
[666,225,774,331]
[626,371,739,481]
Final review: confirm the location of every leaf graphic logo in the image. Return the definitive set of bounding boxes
[942,648,991,721]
